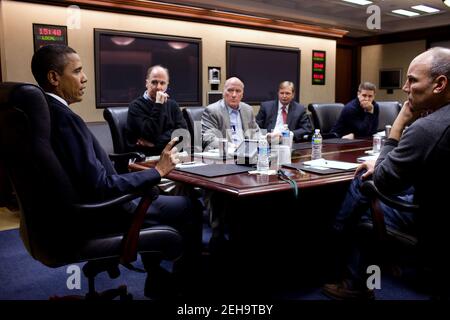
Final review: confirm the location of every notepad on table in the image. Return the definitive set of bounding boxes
[303,158,359,170]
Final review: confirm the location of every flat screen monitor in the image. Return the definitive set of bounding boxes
[379,69,402,89]
[94,29,202,108]
[226,42,300,105]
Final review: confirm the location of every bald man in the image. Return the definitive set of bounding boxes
[126,65,187,155]
[323,47,450,300]
[201,77,260,150]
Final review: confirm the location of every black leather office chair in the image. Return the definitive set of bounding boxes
[103,107,145,173]
[182,107,204,152]
[0,82,183,299]
[307,103,344,137]
[376,101,401,132]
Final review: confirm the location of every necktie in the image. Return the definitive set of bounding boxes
[281,105,288,124]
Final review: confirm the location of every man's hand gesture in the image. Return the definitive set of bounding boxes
[155,137,180,177]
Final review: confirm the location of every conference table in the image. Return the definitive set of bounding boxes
[129,139,373,198]
[130,138,374,264]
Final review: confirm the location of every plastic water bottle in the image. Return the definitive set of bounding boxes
[257,137,270,172]
[311,129,322,160]
[281,124,290,146]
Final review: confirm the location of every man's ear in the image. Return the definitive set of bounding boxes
[433,75,448,94]
[47,70,60,87]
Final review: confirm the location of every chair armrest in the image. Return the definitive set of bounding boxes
[73,187,160,264]
[74,187,159,264]
[361,180,418,242]
[73,193,143,210]
[108,152,146,163]
[361,180,419,212]
[120,187,159,264]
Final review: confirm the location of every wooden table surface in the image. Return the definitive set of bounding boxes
[129,139,373,198]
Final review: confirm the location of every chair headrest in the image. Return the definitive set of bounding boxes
[183,107,204,121]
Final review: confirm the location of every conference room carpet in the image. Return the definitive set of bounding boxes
[0,228,431,300]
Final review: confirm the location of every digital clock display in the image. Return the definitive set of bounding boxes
[33,24,67,51]
[312,50,326,85]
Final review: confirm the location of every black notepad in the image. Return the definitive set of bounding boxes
[175,164,250,178]
[283,162,355,175]
[323,138,365,144]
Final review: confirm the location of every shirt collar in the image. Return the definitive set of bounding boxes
[45,92,68,107]
[143,90,153,101]
[225,102,240,114]
[278,100,289,112]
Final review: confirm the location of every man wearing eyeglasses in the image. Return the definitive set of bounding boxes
[126,65,187,155]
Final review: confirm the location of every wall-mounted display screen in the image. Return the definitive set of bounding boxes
[226,42,300,105]
[379,69,402,89]
[33,24,67,51]
[312,50,326,85]
[94,29,202,108]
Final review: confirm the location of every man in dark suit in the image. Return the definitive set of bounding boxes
[30,44,201,298]
[256,81,312,143]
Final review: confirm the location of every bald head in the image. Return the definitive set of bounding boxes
[403,47,450,111]
[224,77,244,91]
[145,65,169,100]
[223,77,244,109]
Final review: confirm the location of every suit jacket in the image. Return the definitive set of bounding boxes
[201,99,259,150]
[256,100,312,142]
[47,95,161,204]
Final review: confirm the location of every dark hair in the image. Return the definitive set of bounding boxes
[358,81,376,92]
[31,45,77,88]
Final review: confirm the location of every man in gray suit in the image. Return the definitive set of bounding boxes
[202,77,260,150]
[201,77,259,251]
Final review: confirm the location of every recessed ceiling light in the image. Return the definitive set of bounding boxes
[391,9,421,17]
[411,5,440,13]
[342,0,373,5]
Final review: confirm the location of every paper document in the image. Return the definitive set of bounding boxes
[357,154,379,163]
[365,150,379,156]
[194,147,235,160]
[248,169,278,175]
[176,162,208,168]
[303,158,359,170]
[145,151,188,162]
[145,155,160,161]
